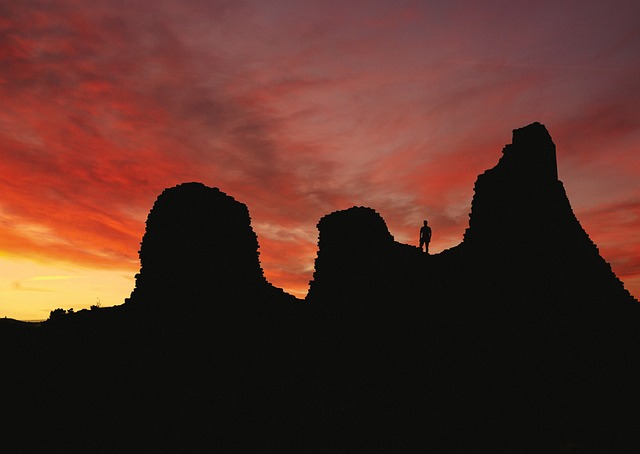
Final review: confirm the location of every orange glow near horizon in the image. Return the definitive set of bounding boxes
[1,1,639,320]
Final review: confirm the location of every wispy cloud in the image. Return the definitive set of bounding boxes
[1,0,639,314]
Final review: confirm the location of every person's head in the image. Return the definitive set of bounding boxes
[423,220,428,226]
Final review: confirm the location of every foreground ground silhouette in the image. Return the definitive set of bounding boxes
[1,122,638,452]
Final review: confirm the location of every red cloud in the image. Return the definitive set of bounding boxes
[1,0,639,317]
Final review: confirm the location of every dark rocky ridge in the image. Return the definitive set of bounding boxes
[2,122,638,452]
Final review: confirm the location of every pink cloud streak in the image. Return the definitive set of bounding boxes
[1,0,638,317]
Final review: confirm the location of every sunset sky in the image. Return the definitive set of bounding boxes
[1,0,639,320]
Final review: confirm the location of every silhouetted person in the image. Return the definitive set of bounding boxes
[419,220,432,253]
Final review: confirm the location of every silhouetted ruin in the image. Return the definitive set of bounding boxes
[127,182,296,317]
[131,183,267,303]
[2,122,638,452]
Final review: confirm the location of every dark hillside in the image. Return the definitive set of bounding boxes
[2,123,638,452]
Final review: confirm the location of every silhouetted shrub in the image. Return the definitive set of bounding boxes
[48,308,67,321]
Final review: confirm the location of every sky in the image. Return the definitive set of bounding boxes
[1,0,639,320]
